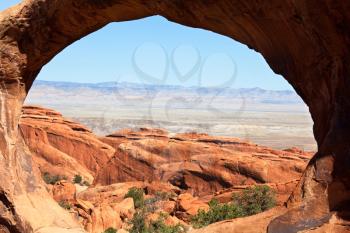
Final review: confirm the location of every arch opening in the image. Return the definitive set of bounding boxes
[21,15,316,232]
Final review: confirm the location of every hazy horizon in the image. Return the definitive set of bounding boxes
[32,80,296,92]
[25,80,316,151]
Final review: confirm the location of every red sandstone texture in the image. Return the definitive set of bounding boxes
[18,106,320,233]
[20,106,115,183]
[97,128,311,197]
[20,106,312,199]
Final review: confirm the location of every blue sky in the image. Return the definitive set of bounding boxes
[1,1,292,90]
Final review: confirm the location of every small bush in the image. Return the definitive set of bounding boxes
[42,172,64,185]
[125,187,144,209]
[58,200,72,210]
[143,192,176,213]
[191,199,243,228]
[73,174,82,184]
[129,211,185,233]
[144,198,158,213]
[103,227,117,233]
[191,185,276,228]
[155,191,174,200]
[232,185,276,216]
[148,214,185,233]
[129,211,148,233]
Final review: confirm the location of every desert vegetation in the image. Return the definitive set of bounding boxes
[103,228,117,233]
[130,212,185,233]
[191,185,276,228]
[123,185,275,232]
[42,172,90,186]
[58,200,72,210]
[22,107,311,232]
[124,187,186,233]
[125,187,145,209]
[73,174,83,184]
[42,172,66,185]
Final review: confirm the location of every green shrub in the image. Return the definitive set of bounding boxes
[103,227,117,233]
[129,211,148,233]
[125,187,145,209]
[129,211,185,233]
[191,185,276,228]
[73,174,82,184]
[191,199,243,228]
[148,214,185,233]
[42,172,64,185]
[58,200,72,210]
[155,191,175,200]
[144,198,158,213]
[232,185,276,216]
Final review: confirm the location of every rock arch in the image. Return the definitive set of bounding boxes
[0,0,350,232]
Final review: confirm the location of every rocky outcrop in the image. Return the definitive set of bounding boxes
[204,180,301,206]
[74,181,179,232]
[52,181,76,203]
[189,207,287,233]
[189,208,350,233]
[96,129,311,196]
[19,106,115,183]
[19,106,310,201]
[176,193,209,221]
[1,1,350,232]
[16,106,314,232]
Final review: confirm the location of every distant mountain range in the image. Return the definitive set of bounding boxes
[29,80,304,105]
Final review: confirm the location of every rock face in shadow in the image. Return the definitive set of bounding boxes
[96,129,311,197]
[0,0,350,232]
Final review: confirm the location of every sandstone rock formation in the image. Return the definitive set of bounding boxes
[189,208,350,233]
[176,193,209,221]
[203,180,301,206]
[96,128,311,196]
[73,181,179,232]
[20,106,115,183]
[1,0,350,232]
[16,106,314,232]
[19,106,311,201]
[52,181,76,203]
[189,207,288,233]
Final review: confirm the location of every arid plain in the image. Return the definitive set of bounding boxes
[26,80,316,151]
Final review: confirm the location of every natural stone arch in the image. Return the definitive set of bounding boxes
[0,0,349,232]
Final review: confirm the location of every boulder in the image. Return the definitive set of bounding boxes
[87,204,122,233]
[177,193,209,219]
[112,198,135,220]
[52,181,76,202]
